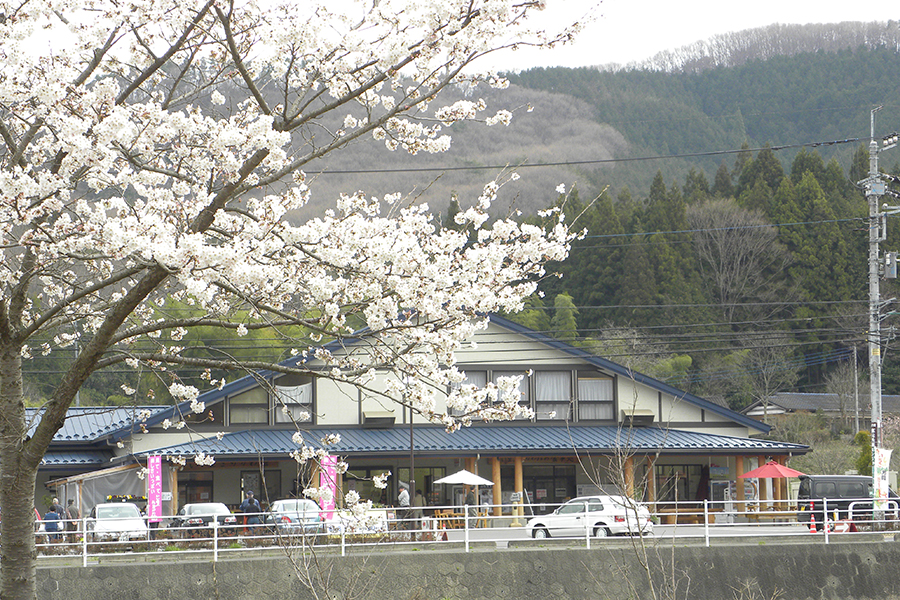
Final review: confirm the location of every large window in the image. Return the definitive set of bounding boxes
[492,370,530,419]
[534,371,571,421]
[274,375,314,424]
[229,388,268,424]
[577,375,614,420]
[449,370,487,416]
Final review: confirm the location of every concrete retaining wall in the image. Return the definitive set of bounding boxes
[34,540,900,600]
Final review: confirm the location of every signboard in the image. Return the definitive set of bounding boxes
[147,455,162,524]
[319,454,338,520]
[875,447,893,513]
[709,467,729,480]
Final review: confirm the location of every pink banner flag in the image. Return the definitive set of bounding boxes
[319,455,338,520]
[148,455,162,524]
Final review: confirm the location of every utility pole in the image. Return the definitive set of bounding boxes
[860,106,899,501]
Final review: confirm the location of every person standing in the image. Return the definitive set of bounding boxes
[42,506,61,543]
[397,484,410,530]
[65,499,80,543]
[239,491,261,533]
[465,487,477,518]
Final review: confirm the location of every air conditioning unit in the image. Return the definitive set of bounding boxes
[362,411,395,428]
[620,408,655,427]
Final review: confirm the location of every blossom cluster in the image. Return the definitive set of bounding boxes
[0,0,581,490]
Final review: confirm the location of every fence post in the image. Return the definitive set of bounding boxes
[464,505,470,553]
[703,499,710,547]
[213,519,219,562]
[341,523,346,557]
[82,517,87,568]
[823,498,830,544]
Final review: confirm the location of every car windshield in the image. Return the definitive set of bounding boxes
[97,505,140,519]
[187,504,229,515]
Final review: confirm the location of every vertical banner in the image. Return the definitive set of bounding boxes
[319,454,338,520]
[874,447,893,512]
[148,455,162,524]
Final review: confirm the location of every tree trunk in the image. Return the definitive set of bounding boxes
[0,346,38,600]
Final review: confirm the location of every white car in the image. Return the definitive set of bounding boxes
[86,502,149,542]
[525,495,654,539]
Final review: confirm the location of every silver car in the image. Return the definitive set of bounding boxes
[526,495,654,539]
[264,499,324,535]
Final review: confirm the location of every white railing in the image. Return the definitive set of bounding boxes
[32,498,900,565]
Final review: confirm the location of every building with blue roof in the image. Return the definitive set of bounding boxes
[42,315,808,519]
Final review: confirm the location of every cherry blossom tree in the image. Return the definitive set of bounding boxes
[0,1,580,597]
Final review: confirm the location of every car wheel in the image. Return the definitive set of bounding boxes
[532,527,550,539]
[593,525,611,538]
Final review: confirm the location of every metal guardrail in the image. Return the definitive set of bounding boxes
[31,498,900,565]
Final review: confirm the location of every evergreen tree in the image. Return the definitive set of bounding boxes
[848,143,869,185]
[738,176,774,217]
[683,168,710,204]
[712,162,733,198]
[737,145,785,197]
[614,221,658,325]
[509,294,552,333]
[443,193,463,231]
[790,148,826,185]
[550,293,579,342]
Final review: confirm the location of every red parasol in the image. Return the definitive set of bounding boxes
[739,461,805,479]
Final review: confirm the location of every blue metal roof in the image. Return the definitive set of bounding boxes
[136,425,808,459]
[41,450,113,467]
[28,406,170,443]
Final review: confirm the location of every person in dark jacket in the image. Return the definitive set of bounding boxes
[43,508,61,542]
[239,491,262,531]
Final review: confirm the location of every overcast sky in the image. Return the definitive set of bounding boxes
[481,0,900,71]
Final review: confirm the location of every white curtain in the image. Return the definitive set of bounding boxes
[275,383,312,423]
[535,371,570,420]
[578,377,614,420]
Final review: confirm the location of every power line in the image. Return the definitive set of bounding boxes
[309,137,865,176]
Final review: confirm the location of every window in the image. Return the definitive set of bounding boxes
[534,371,571,421]
[558,501,585,515]
[274,375,313,424]
[229,387,268,424]
[577,375,614,420]
[449,370,487,416]
[492,370,531,419]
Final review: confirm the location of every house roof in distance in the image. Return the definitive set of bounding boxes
[742,392,900,416]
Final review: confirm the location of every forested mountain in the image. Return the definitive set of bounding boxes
[605,21,900,73]
[24,23,900,413]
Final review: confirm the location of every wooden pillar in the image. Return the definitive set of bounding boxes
[772,456,787,510]
[168,467,178,515]
[645,456,656,507]
[624,456,635,499]
[491,458,502,517]
[736,456,745,515]
[757,455,767,510]
[511,456,524,526]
